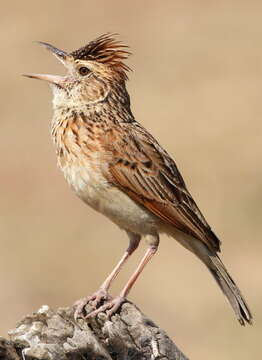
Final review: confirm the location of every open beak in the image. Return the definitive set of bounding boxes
[36,42,68,62]
[23,73,65,86]
[23,42,69,87]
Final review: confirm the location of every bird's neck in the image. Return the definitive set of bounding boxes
[52,80,135,129]
[51,81,135,161]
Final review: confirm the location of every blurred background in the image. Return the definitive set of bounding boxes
[1,1,261,358]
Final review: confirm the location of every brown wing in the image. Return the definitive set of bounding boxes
[102,122,220,252]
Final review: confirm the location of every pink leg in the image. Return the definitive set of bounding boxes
[74,232,140,319]
[99,233,141,294]
[86,234,159,318]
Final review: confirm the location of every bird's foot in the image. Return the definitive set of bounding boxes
[73,288,111,320]
[85,295,125,319]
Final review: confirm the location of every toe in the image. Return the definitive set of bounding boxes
[73,295,94,320]
[85,302,111,318]
[106,297,125,318]
[73,290,111,320]
[85,296,125,319]
[92,289,109,308]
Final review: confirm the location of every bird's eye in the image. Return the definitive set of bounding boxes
[78,67,90,76]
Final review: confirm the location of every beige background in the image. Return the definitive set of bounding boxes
[0,1,261,359]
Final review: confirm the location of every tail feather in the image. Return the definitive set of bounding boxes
[168,228,253,325]
[208,255,252,326]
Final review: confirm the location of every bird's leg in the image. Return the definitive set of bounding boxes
[74,232,140,320]
[86,234,159,318]
[97,233,141,298]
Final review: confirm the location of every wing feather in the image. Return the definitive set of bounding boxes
[103,122,220,252]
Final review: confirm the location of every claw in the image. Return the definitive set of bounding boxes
[85,296,125,319]
[74,297,89,320]
[73,288,111,320]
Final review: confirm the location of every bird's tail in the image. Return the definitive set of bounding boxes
[205,253,252,325]
[168,228,252,325]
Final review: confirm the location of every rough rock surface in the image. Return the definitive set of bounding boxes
[0,302,188,359]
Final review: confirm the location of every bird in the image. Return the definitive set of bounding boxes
[24,33,252,325]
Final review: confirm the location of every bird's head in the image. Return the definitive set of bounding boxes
[24,34,131,109]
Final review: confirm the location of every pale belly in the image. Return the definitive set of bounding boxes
[61,164,159,235]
